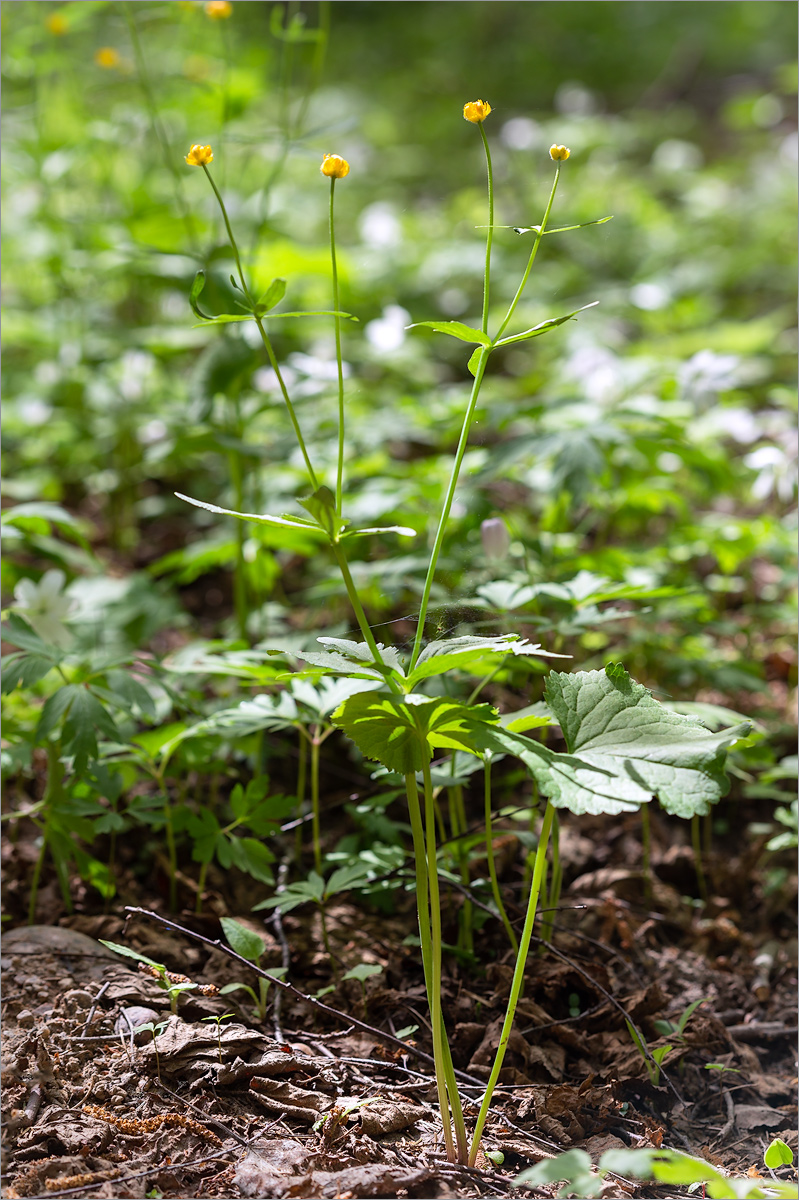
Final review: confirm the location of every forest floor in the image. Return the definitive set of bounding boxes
[2,797,797,1200]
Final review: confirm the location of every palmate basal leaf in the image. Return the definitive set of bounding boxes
[331,691,498,775]
[406,633,567,688]
[541,665,750,817]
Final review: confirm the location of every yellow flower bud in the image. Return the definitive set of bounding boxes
[549,144,570,162]
[463,99,492,124]
[320,154,350,180]
[94,47,120,69]
[46,13,67,34]
[204,0,232,17]
[185,144,214,167]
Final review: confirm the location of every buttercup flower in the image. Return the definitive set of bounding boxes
[463,99,492,124]
[205,1,232,17]
[185,144,214,166]
[320,154,350,180]
[46,13,67,34]
[94,46,120,69]
[549,144,570,161]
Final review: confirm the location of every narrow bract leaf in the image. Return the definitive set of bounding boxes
[512,215,613,236]
[258,277,287,312]
[467,346,483,377]
[341,524,417,539]
[406,320,491,346]
[494,302,599,348]
[189,270,213,320]
[99,940,163,969]
[176,492,328,535]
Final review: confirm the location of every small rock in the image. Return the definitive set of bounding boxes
[115,1005,161,1044]
[66,990,94,1010]
[16,1010,34,1028]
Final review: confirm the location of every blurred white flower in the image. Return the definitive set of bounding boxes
[359,202,402,248]
[13,569,74,646]
[365,305,410,353]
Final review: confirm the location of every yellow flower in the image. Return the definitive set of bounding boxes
[46,13,67,34]
[185,144,214,166]
[320,154,350,180]
[549,144,570,162]
[204,0,232,17]
[94,47,120,69]
[463,99,492,124]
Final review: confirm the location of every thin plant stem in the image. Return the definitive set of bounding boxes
[492,165,562,345]
[200,164,319,489]
[421,760,456,1162]
[450,783,473,956]
[294,730,308,864]
[163,794,178,912]
[196,861,209,915]
[483,756,518,954]
[328,176,346,516]
[468,800,554,1166]
[404,773,467,1162]
[691,813,708,903]
[410,348,490,668]
[640,802,653,907]
[310,731,322,875]
[478,122,494,336]
[330,543,392,670]
[539,810,561,945]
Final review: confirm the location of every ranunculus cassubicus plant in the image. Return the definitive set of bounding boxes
[179,104,750,1167]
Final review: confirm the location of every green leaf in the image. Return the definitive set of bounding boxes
[226,837,275,884]
[1,651,56,691]
[765,1139,794,1169]
[99,940,163,969]
[406,320,491,346]
[340,523,417,539]
[175,492,329,535]
[494,302,599,348]
[258,277,287,312]
[341,962,383,983]
[332,691,498,775]
[252,870,326,913]
[514,1149,598,1197]
[189,270,213,320]
[543,666,751,817]
[326,861,373,895]
[220,917,266,963]
[192,309,355,328]
[298,486,340,538]
[1,614,63,659]
[316,638,404,674]
[512,215,613,236]
[406,634,566,688]
[467,346,483,377]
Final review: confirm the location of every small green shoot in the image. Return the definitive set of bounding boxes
[201,1012,235,1063]
[218,916,287,1022]
[765,1139,794,1170]
[625,1018,672,1087]
[100,940,197,1014]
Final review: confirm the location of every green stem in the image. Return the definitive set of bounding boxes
[200,164,319,490]
[163,794,177,912]
[420,761,456,1162]
[540,810,561,945]
[492,166,561,345]
[329,177,346,516]
[310,732,322,875]
[478,122,494,337]
[483,756,518,954]
[468,800,554,1166]
[450,784,473,956]
[228,444,248,642]
[294,730,308,864]
[330,542,393,673]
[196,860,209,915]
[691,813,708,904]
[410,348,491,668]
[641,803,653,907]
